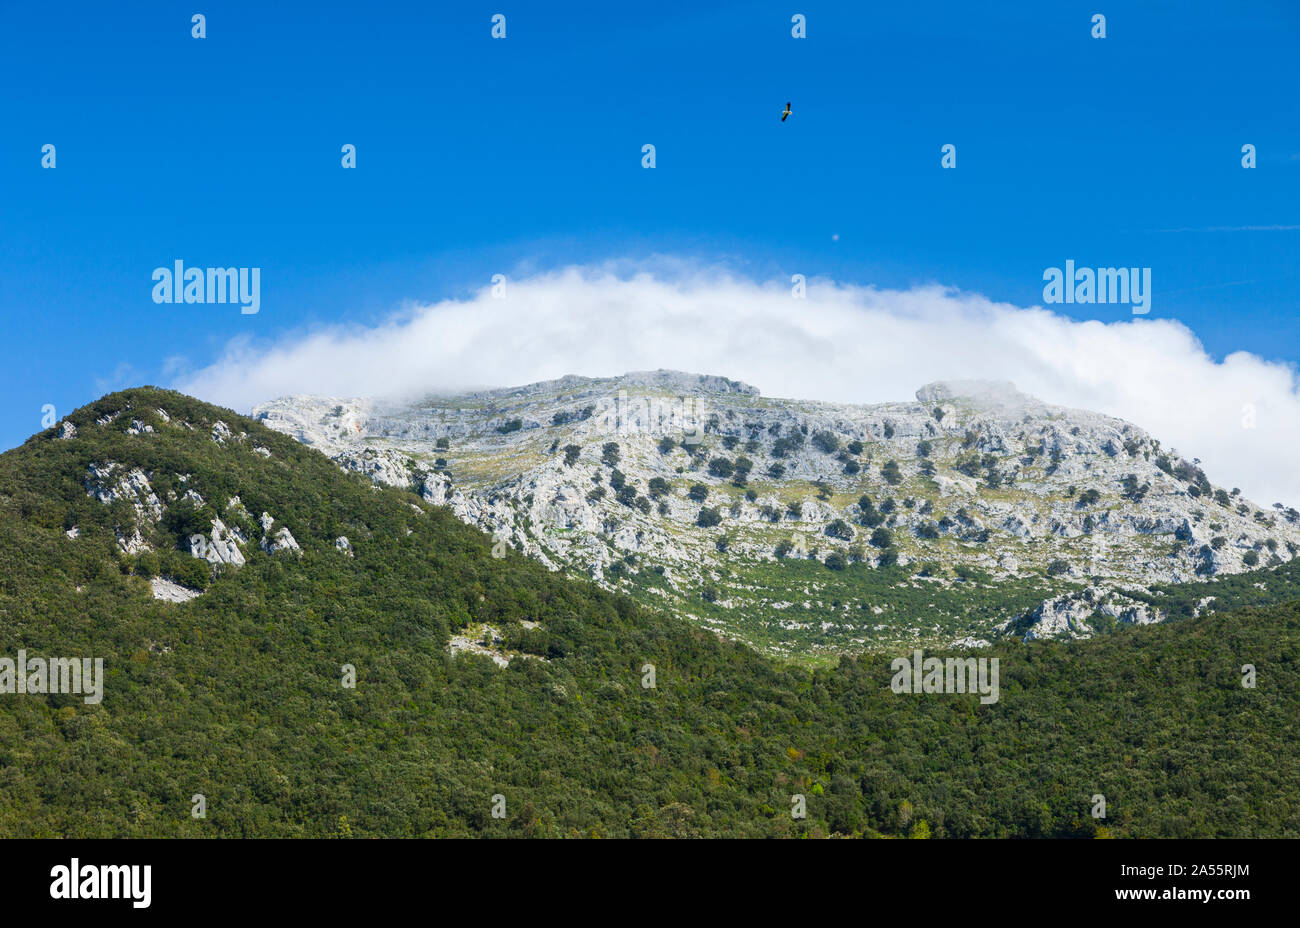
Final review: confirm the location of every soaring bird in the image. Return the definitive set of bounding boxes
[781,102,792,122]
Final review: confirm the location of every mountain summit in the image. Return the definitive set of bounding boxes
[255,372,1300,656]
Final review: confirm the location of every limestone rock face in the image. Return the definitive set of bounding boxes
[151,577,202,603]
[58,421,77,440]
[191,517,247,566]
[259,513,300,555]
[1019,587,1163,642]
[253,370,1300,643]
[85,462,165,552]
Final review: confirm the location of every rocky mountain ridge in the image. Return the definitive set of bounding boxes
[254,370,1300,653]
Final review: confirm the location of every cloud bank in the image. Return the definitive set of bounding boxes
[177,265,1300,506]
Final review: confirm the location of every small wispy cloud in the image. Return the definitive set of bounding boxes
[95,362,145,396]
[1151,225,1300,232]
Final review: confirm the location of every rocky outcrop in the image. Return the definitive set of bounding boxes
[190,517,247,566]
[1018,587,1164,642]
[85,462,165,552]
[259,512,300,555]
[150,577,202,602]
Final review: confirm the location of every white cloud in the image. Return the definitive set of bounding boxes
[177,264,1300,506]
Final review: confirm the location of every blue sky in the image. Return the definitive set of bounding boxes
[2,0,1298,452]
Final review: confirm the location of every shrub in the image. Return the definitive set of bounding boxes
[708,457,734,479]
[825,519,855,541]
[811,431,840,454]
[916,521,940,539]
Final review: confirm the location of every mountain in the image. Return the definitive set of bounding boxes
[2,386,1297,837]
[254,371,1300,658]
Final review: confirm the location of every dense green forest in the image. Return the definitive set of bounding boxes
[0,388,1295,837]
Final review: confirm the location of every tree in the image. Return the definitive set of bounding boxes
[708,457,734,478]
[562,444,581,466]
[1121,474,1149,502]
[602,442,621,467]
[696,507,722,528]
[688,483,708,503]
[648,477,670,498]
[825,519,855,541]
[811,431,840,454]
[824,552,847,571]
[869,527,893,549]
[658,437,676,454]
[881,460,903,485]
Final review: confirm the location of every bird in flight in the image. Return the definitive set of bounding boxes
[781,102,792,122]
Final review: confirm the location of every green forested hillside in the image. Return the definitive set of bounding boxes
[0,388,1295,837]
